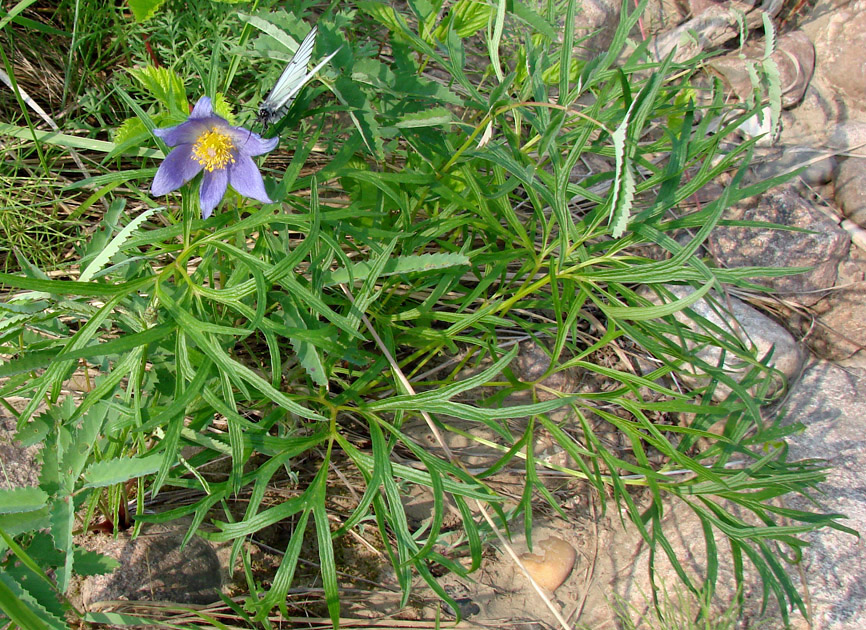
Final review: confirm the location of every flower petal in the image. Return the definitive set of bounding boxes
[199,168,228,219]
[151,145,203,196]
[190,96,214,119]
[228,155,273,205]
[154,118,212,147]
[227,126,279,157]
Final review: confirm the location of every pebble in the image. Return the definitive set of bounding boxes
[519,535,577,591]
[834,157,866,227]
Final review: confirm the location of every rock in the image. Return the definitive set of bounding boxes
[641,284,807,400]
[709,187,850,306]
[77,522,224,608]
[572,0,621,57]
[780,78,846,147]
[807,254,866,366]
[512,341,576,400]
[777,361,866,630]
[602,500,772,627]
[835,158,866,227]
[708,30,815,109]
[433,521,584,627]
[813,3,866,103]
[649,1,769,63]
[751,146,836,186]
[636,0,686,39]
[828,121,866,153]
[519,536,576,592]
[585,361,866,630]
[801,152,837,185]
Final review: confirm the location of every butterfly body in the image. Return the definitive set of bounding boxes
[257,25,338,128]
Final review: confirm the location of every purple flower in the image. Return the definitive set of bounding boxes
[150,96,278,219]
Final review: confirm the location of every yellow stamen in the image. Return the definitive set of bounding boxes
[191,127,235,172]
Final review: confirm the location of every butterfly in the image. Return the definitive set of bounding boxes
[256,25,338,129]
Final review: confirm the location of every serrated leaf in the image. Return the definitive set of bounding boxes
[0,312,30,334]
[323,252,469,286]
[14,414,52,447]
[394,107,453,129]
[79,209,155,282]
[762,11,777,59]
[61,402,108,481]
[281,299,328,388]
[762,57,782,139]
[609,95,639,238]
[512,0,557,40]
[432,0,492,40]
[48,497,73,591]
[0,299,49,314]
[128,0,166,21]
[73,547,120,576]
[356,1,408,33]
[128,65,187,115]
[0,572,58,630]
[82,454,162,488]
[0,487,49,514]
[351,106,384,160]
[238,12,301,53]
[113,117,146,145]
[210,92,236,125]
[11,248,49,281]
[610,158,635,238]
[0,507,51,537]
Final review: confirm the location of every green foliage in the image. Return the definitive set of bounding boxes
[127,0,167,23]
[128,65,189,117]
[0,0,853,628]
[0,401,120,627]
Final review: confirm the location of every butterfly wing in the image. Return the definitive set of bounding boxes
[261,26,318,117]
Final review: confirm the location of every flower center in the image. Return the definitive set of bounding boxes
[191,127,235,172]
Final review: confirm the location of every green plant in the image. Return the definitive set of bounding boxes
[608,581,757,630]
[0,0,854,628]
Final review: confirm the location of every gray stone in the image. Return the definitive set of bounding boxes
[835,158,866,227]
[708,30,815,109]
[572,0,620,58]
[649,1,769,63]
[813,3,866,103]
[752,146,836,186]
[808,254,866,366]
[709,187,850,306]
[779,79,847,147]
[513,341,577,399]
[778,361,866,630]
[828,121,866,152]
[77,522,224,608]
[585,361,866,629]
[642,284,807,400]
[603,499,774,628]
